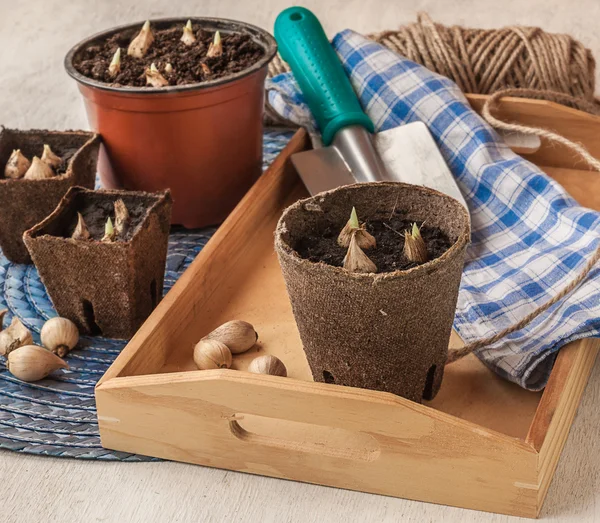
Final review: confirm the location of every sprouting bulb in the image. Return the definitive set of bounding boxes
[343,231,377,273]
[41,144,61,169]
[145,63,169,87]
[114,199,130,237]
[4,149,31,179]
[101,216,115,242]
[403,223,428,264]
[128,20,154,58]
[108,48,121,77]
[181,20,196,46]
[72,212,91,241]
[206,31,223,58]
[337,207,376,249]
[24,156,55,180]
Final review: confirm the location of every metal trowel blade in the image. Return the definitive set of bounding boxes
[290,146,356,196]
[291,121,467,210]
[374,122,467,209]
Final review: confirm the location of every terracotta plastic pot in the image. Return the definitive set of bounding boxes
[275,183,470,403]
[0,129,100,264]
[24,187,172,339]
[64,18,277,228]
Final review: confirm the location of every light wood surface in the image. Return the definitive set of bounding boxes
[3,1,600,522]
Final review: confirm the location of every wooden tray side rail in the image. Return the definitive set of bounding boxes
[98,367,539,516]
[97,97,600,518]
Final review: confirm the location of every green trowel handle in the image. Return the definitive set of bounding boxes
[274,7,374,146]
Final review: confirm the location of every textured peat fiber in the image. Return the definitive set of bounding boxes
[24,187,172,339]
[0,129,100,263]
[275,182,471,403]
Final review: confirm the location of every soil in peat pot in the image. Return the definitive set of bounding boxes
[73,24,264,87]
[294,209,453,272]
[57,197,152,241]
[1,145,77,180]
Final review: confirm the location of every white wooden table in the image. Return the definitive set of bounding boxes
[1,0,599,521]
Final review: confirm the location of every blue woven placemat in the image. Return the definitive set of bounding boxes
[0,129,293,460]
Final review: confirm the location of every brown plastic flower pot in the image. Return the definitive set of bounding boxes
[275,182,471,403]
[64,17,277,228]
[0,129,100,264]
[23,187,172,339]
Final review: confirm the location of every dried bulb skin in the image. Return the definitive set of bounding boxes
[145,63,169,87]
[343,232,377,273]
[193,339,232,370]
[206,31,223,58]
[4,149,31,179]
[101,216,115,243]
[72,212,91,241]
[403,223,428,264]
[181,20,196,45]
[204,320,258,354]
[338,224,376,250]
[24,156,55,180]
[248,355,287,377]
[201,63,211,76]
[114,199,130,237]
[128,20,154,58]
[7,345,68,382]
[337,207,376,249]
[0,317,33,357]
[41,317,79,358]
[108,48,121,77]
[41,144,61,169]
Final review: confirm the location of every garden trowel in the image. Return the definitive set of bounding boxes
[274,7,467,209]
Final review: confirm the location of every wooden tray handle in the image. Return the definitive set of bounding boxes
[228,413,381,462]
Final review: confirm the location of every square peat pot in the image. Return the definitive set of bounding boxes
[0,128,100,263]
[96,97,600,518]
[24,187,172,339]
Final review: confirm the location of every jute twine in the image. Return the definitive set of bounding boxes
[446,242,600,363]
[268,14,600,364]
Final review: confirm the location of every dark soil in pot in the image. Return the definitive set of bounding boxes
[57,194,156,242]
[275,182,471,403]
[295,212,452,272]
[73,22,264,87]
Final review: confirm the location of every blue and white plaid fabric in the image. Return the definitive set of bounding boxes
[266,29,600,390]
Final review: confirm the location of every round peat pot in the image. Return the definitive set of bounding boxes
[65,18,277,227]
[275,182,471,403]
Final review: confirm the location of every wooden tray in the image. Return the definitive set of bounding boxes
[96,96,600,518]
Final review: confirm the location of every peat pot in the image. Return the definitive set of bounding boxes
[0,129,99,263]
[275,182,471,403]
[24,187,172,339]
[64,17,277,228]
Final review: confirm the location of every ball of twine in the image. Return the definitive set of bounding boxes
[375,13,599,113]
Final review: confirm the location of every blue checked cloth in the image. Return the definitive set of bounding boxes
[266,29,600,390]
